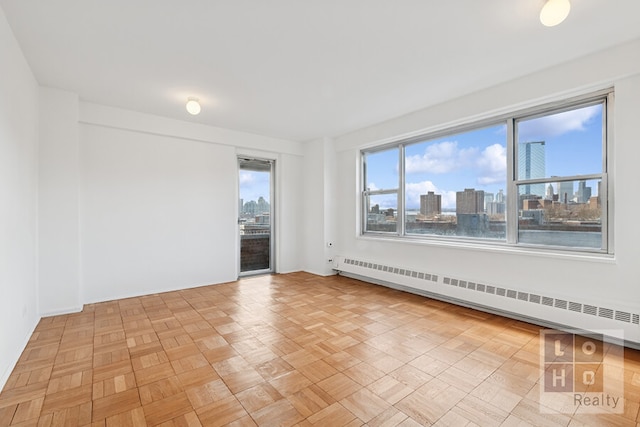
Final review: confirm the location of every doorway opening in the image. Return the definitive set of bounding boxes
[238,158,274,276]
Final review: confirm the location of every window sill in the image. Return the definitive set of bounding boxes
[356,233,615,264]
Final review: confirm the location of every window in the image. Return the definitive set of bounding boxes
[363,148,399,233]
[404,124,507,240]
[514,102,606,250]
[361,91,611,253]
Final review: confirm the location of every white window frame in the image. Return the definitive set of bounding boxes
[360,89,613,255]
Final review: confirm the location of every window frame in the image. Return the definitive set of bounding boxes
[360,89,613,255]
[361,146,402,235]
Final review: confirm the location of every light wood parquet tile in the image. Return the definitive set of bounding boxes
[2,272,640,426]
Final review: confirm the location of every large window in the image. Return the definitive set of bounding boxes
[362,91,611,253]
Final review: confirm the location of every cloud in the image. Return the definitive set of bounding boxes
[405,141,478,174]
[518,104,601,141]
[367,182,380,191]
[406,140,506,188]
[476,143,506,185]
[369,194,398,209]
[239,172,254,185]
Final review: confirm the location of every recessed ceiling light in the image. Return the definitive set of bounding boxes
[540,0,571,27]
[186,97,201,115]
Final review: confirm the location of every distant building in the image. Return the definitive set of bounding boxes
[557,181,574,204]
[545,183,554,200]
[575,180,592,204]
[495,189,505,203]
[519,193,540,210]
[484,192,494,210]
[257,196,270,214]
[519,141,546,197]
[484,192,504,217]
[420,191,441,217]
[243,200,257,215]
[523,199,541,210]
[456,188,485,214]
[255,213,270,224]
[456,189,488,236]
[487,201,505,216]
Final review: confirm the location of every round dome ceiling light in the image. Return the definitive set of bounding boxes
[186,97,201,115]
[540,0,571,27]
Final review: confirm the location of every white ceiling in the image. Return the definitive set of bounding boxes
[2,1,640,142]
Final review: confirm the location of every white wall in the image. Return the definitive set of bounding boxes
[333,39,640,329]
[80,125,236,302]
[276,153,304,274]
[0,8,40,388]
[302,137,337,275]
[77,105,305,303]
[38,88,81,315]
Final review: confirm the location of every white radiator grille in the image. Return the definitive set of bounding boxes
[341,258,438,283]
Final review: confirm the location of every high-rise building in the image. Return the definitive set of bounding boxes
[487,202,505,216]
[420,191,441,217]
[575,180,592,203]
[456,188,485,214]
[518,141,545,197]
[487,190,505,217]
[557,181,574,204]
[456,189,488,235]
[545,183,554,200]
[484,192,494,211]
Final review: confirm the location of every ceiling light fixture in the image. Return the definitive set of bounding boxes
[186,97,201,115]
[540,0,571,27]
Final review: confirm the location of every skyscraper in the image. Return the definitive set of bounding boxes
[420,191,441,217]
[456,189,485,214]
[576,180,592,203]
[518,141,546,197]
[558,181,574,204]
[545,183,554,200]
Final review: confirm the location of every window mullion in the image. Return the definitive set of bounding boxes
[506,118,517,244]
[398,144,406,237]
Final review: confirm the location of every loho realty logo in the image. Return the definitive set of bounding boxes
[539,330,624,414]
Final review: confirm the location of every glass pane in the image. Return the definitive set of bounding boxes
[518,178,602,249]
[364,148,399,191]
[516,103,603,188]
[239,162,272,272]
[404,124,507,239]
[365,193,398,233]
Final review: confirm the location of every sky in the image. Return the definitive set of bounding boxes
[239,170,270,205]
[366,103,603,210]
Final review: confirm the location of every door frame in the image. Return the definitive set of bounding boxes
[238,156,275,277]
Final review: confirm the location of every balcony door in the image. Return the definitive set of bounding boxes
[238,158,274,276]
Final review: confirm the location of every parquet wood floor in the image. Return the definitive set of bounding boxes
[1,272,639,426]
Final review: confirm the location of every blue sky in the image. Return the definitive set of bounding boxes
[239,170,270,205]
[366,103,603,209]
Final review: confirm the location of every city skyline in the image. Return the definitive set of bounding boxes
[365,103,603,210]
[239,170,271,207]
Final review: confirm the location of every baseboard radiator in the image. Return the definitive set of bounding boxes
[334,256,640,348]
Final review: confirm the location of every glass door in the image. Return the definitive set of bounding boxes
[238,158,274,275]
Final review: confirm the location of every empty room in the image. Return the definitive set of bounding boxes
[1,1,640,425]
